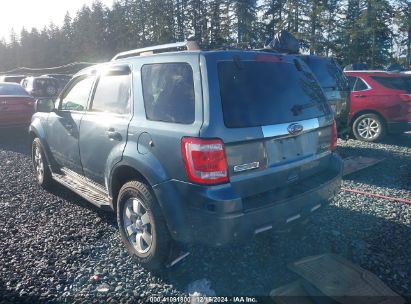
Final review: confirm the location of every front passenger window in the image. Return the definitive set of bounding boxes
[61,77,95,111]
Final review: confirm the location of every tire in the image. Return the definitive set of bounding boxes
[32,138,52,189]
[117,181,172,270]
[45,85,57,96]
[352,113,386,142]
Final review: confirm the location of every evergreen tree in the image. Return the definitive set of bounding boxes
[0,0,406,71]
[393,0,410,67]
[232,0,258,47]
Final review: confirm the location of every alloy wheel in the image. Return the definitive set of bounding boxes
[122,198,153,254]
[357,117,380,140]
[34,146,44,182]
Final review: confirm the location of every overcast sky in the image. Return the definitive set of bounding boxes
[0,0,113,41]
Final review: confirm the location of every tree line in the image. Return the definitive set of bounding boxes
[0,0,409,73]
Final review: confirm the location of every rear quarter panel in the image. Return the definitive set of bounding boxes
[107,53,204,187]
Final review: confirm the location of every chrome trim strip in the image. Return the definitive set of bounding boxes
[234,161,260,173]
[286,214,301,223]
[261,118,320,139]
[255,225,273,234]
[311,204,321,212]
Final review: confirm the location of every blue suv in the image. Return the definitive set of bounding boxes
[30,42,343,269]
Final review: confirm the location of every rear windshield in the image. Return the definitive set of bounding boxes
[218,60,329,128]
[34,78,58,89]
[0,84,30,96]
[370,76,411,93]
[304,57,347,91]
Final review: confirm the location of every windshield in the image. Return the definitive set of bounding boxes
[371,76,411,93]
[0,83,30,96]
[218,60,329,128]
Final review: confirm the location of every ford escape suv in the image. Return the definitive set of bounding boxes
[29,41,343,269]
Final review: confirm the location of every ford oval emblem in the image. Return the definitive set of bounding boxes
[288,123,304,135]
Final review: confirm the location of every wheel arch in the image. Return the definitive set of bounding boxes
[29,121,54,168]
[350,109,387,128]
[109,164,155,213]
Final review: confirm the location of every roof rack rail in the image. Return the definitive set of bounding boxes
[111,41,200,61]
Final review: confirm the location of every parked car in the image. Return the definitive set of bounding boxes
[41,74,72,91]
[344,63,368,71]
[0,75,26,84]
[345,71,411,142]
[299,55,350,133]
[0,82,35,128]
[29,42,343,269]
[21,76,60,98]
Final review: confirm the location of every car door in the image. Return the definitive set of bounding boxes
[349,76,372,115]
[79,65,132,186]
[46,75,95,174]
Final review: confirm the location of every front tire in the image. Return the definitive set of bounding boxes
[117,181,172,270]
[32,138,52,189]
[352,113,385,142]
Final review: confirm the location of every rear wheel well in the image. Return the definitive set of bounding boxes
[110,166,151,212]
[350,110,387,129]
[29,131,37,144]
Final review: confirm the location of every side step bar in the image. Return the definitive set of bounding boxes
[52,168,112,211]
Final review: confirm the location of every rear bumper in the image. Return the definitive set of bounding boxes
[153,153,343,246]
[387,121,411,133]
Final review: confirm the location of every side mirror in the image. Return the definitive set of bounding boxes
[35,98,55,113]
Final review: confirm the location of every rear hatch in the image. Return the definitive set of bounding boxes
[201,52,337,206]
[0,84,35,125]
[302,56,350,121]
[0,96,35,125]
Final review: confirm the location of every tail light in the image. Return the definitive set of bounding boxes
[330,120,338,151]
[399,94,411,102]
[181,137,229,185]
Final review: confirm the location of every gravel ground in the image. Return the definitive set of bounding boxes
[0,129,410,303]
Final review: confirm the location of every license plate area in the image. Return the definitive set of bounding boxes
[265,132,318,167]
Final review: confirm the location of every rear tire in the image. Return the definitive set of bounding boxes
[352,113,385,142]
[32,138,52,189]
[117,181,172,270]
[45,85,57,96]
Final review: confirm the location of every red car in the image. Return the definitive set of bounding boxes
[345,71,411,142]
[0,82,35,128]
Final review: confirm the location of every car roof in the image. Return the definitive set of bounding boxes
[1,75,25,77]
[298,54,332,61]
[74,49,299,78]
[29,76,58,80]
[344,70,404,77]
[0,81,22,86]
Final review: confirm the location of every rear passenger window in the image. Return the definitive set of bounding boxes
[354,78,368,91]
[91,74,131,115]
[347,76,357,91]
[141,63,195,124]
